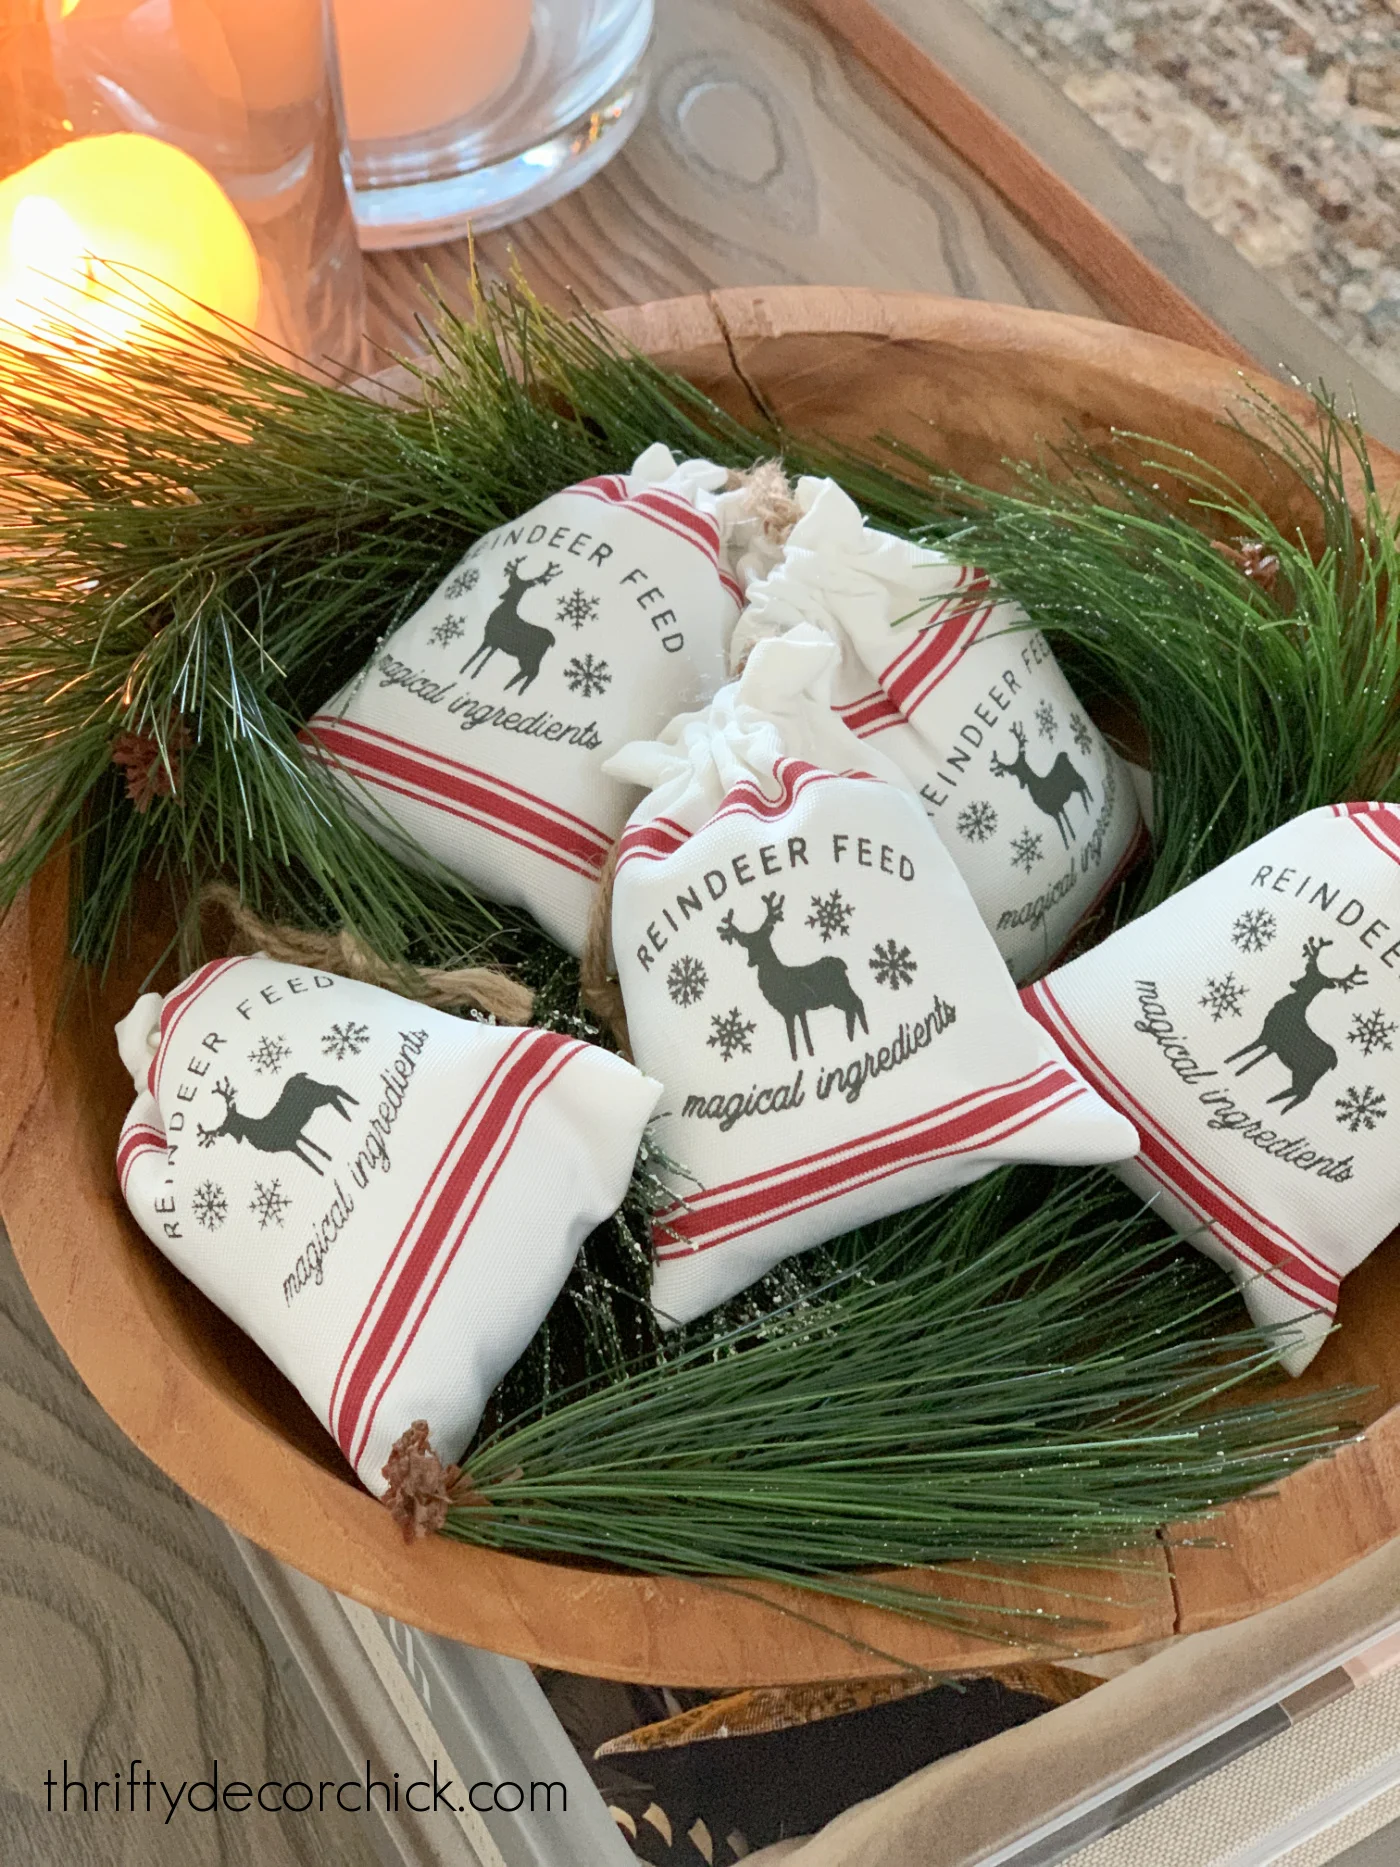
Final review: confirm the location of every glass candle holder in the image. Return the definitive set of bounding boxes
[0,0,363,368]
[334,0,653,249]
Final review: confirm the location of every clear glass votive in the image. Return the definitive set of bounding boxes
[334,0,654,250]
[0,0,364,369]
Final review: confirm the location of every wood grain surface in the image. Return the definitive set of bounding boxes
[364,0,1103,351]
[0,1221,380,1866]
[789,0,1249,362]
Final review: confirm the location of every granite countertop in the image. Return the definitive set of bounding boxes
[965,0,1400,395]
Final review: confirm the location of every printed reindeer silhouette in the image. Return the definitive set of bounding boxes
[461,557,562,693]
[717,892,868,1061]
[989,721,1093,846]
[197,1072,359,1177]
[1225,936,1367,1111]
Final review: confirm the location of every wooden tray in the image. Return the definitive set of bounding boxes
[5,286,1400,1688]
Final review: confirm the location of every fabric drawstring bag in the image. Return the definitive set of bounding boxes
[304,445,754,956]
[601,624,1140,1326]
[730,477,1144,981]
[1022,804,1400,1374]
[115,954,661,1490]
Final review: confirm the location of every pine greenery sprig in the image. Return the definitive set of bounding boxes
[448,1171,1358,1636]
[0,283,769,972]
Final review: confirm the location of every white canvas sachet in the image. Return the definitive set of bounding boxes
[603,625,1140,1326]
[115,954,661,1490]
[731,477,1144,980]
[304,446,749,955]
[1022,805,1400,1374]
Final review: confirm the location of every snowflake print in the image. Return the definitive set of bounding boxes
[1348,1008,1398,1059]
[249,1179,291,1230]
[956,800,998,844]
[1200,972,1247,1021]
[1335,1083,1388,1134]
[667,955,708,1007]
[1034,700,1057,739]
[428,613,466,649]
[443,565,479,600]
[806,889,853,941]
[248,1033,291,1075]
[708,1006,756,1062]
[564,654,612,699]
[1069,711,1093,757]
[321,1020,370,1061]
[1231,908,1278,954]
[1010,829,1044,873]
[191,1180,227,1231]
[556,587,599,630]
[869,939,918,991]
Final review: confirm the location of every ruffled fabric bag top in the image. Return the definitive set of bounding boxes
[603,625,1139,1326]
[731,477,1144,980]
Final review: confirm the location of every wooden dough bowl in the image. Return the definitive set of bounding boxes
[4,287,1400,1689]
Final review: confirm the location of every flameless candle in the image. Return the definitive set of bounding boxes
[332,0,532,143]
[0,132,261,345]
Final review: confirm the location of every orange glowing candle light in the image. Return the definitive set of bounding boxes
[333,0,532,142]
[0,131,261,348]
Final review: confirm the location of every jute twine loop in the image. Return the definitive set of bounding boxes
[579,838,631,1057]
[726,458,801,546]
[200,883,535,1025]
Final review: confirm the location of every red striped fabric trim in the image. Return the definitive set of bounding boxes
[884,599,995,717]
[117,1122,166,1194]
[1022,978,1338,1310]
[573,475,743,609]
[1335,801,1400,866]
[835,688,904,738]
[309,716,605,841]
[617,763,876,874]
[328,1034,528,1431]
[350,1043,580,1468]
[708,758,841,830]
[616,815,693,873]
[149,958,249,1098]
[653,1063,1084,1259]
[304,716,611,883]
[330,1030,584,1467]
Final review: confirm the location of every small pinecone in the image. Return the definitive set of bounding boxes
[110,718,192,811]
[381,1421,462,1543]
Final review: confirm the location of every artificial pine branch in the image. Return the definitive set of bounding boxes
[0,280,771,971]
[446,1171,1360,1636]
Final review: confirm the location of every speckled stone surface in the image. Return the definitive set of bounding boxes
[965,0,1400,392]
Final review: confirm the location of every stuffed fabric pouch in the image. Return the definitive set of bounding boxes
[732,477,1144,980]
[116,955,661,1489]
[603,625,1140,1325]
[305,445,748,954]
[1022,805,1400,1374]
